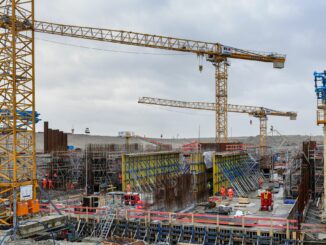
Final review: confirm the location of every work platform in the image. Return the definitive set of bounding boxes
[194,186,295,220]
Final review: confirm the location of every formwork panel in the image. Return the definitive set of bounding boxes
[189,153,206,173]
[213,151,259,196]
[122,151,180,192]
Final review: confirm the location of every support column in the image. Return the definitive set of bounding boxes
[213,60,228,143]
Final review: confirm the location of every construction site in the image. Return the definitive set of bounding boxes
[0,1,325,244]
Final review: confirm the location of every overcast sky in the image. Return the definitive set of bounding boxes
[34,0,326,138]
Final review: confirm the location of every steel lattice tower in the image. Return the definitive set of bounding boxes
[0,0,36,226]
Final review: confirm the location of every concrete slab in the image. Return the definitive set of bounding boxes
[17,214,67,238]
[193,186,294,219]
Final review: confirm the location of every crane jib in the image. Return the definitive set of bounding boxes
[31,20,286,65]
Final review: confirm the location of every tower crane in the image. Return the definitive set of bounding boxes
[138,96,297,158]
[0,1,285,226]
[32,20,286,143]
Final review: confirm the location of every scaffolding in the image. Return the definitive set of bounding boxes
[48,151,84,190]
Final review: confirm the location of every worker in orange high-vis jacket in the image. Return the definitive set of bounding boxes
[228,187,234,201]
[259,176,263,189]
[220,186,226,199]
[42,178,47,189]
[126,183,131,193]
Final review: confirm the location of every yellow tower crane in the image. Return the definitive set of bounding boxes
[138,97,297,158]
[0,2,36,226]
[33,20,286,143]
[0,3,285,225]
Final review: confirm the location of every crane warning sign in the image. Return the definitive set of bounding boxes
[20,185,33,201]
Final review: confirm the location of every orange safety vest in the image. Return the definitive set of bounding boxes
[42,178,47,189]
[228,188,234,197]
[221,187,226,196]
[126,184,131,192]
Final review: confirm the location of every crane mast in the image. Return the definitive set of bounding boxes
[0,1,36,226]
[33,20,286,143]
[138,96,297,158]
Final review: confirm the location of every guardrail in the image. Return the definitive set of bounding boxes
[39,203,326,235]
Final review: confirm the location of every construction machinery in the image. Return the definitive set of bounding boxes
[138,96,297,158]
[0,1,285,226]
[260,190,273,211]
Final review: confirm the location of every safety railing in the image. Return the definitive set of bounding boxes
[40,203,298,232]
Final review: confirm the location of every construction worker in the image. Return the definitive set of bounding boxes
[126,182,131,193]
[42,177,47,189]
[220,186,226,199]
[48,179,54,189]
[259,176,263,189]
[228,187,234,201]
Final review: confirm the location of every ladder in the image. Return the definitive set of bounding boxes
[91,207,115,240]
[99,208,115,240]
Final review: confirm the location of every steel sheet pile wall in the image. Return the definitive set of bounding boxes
[122,152,202,210]
[44,121,68,153]
[213,151,260,197]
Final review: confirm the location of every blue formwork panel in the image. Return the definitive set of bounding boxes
[158,223,170,242]
[205,227,219,245]
[281,239,303,245]
[233,232,248,242]
[170,224,182,245]
[219,228,232,243]
[180,225,194,243]
[135,221,147,240]
[127,220,139,238]
[253,235,279,245]
[113,222,127,237]
[147,222,160,243]
[193,226,206,244]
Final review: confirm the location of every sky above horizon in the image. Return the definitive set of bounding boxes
[35,0,326,138]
